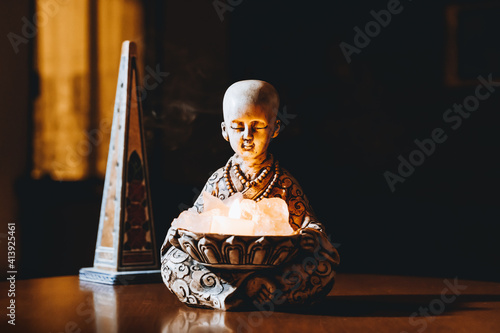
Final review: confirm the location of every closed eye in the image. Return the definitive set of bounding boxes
[230,121,244,130]
[229,121,268,130]
[252,121,268,129]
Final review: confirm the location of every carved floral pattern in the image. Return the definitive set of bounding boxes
[124,150,152,251]
[161,246,238,309]
[128,179,145,202]
[169,228,300,267]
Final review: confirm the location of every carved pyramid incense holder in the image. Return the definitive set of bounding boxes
[80,41,160,285]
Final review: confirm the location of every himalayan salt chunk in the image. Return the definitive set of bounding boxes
[254,198,293,235]
[239,199,260,221]
[257,198,289,226]
[202,191,230,216]
[202,208,228,218]
[228,198,243,219]
[171,210,211,233]
[210,216,254,236]
[171,191,294,236]
[222,192,244,209]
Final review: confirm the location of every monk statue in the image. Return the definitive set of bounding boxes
[161,80,340,310]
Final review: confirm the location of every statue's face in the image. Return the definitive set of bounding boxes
[221,103,280,163]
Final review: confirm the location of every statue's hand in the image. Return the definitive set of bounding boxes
[298,218,340,267]
[299,227,319,253]
[298,215,322,253]
[246,276,277,304]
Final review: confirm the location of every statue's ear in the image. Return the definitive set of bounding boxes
[272,120,281,138]
[221,122,229,141]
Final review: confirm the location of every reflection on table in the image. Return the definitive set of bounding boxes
[2,274,500,333]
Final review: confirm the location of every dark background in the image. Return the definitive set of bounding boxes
[1,0,499,281]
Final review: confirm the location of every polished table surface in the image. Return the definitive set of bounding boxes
[2,273,500,333]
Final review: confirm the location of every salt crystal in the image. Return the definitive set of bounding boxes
[172,210,211,233]
[239,199,260,221]
[228,198,242,219]
[172,192,294,236]
[202,191,229,215]
[210,216,254,235]
[257,198,289,226]
[202,208,228,217]
[222,192,244,208]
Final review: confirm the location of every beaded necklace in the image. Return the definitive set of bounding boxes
[223,159,280,202]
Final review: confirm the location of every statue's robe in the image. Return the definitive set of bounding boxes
[161,157,340,310]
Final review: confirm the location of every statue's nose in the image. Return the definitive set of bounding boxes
[243,127,253,140]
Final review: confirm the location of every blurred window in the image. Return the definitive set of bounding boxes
[33,0,144,180]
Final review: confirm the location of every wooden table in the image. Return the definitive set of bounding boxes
[2,274,500,333]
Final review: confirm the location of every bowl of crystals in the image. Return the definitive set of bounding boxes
[168,192,300,269]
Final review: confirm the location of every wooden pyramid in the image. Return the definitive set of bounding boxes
[80,41,160,284]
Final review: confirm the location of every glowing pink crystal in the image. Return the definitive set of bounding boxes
[171,192,294,236]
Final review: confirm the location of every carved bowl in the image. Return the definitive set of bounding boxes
[168,228,301,269]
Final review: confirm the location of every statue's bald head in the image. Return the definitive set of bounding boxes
[222,80,280,122]
[221,80,281,159]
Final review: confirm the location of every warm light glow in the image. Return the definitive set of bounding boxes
[96,0,144,178]
[172,192,294,236]
[33,0,144,180]
[33,0,90,180]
